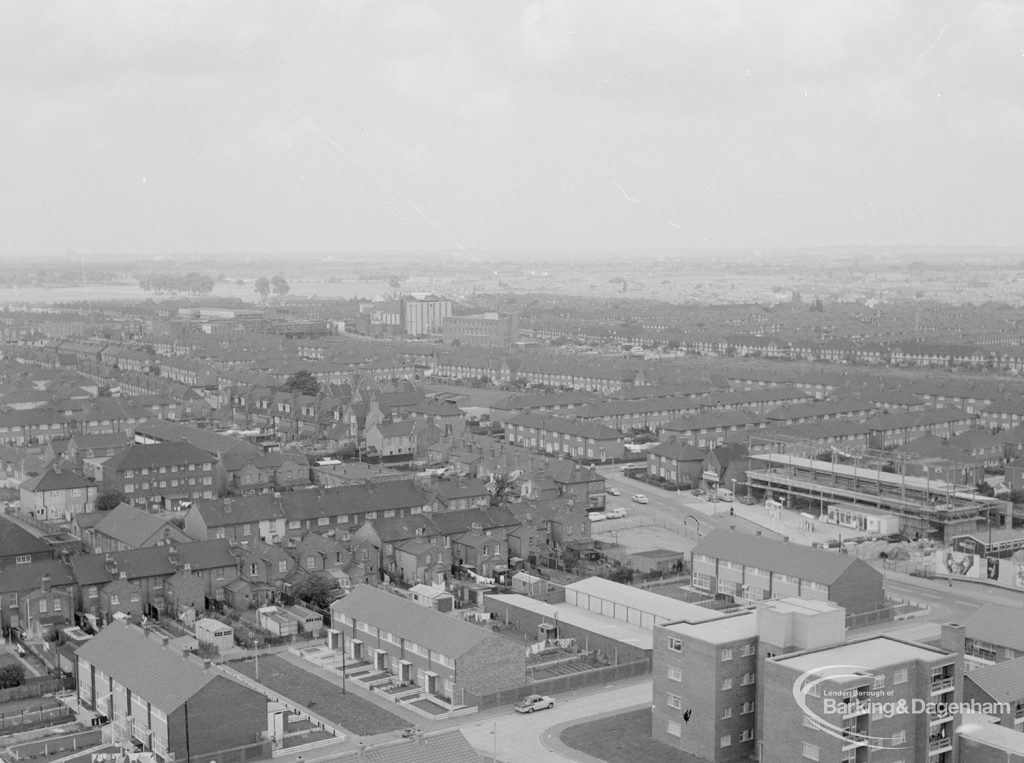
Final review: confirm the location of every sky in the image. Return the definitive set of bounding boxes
[1,0,1022,257]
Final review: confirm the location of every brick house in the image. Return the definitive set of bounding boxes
[330,584,526,701]
[505,413,624,461]
[89,503,192,553]
[0,515,54,566]
[0,559,76,633]
[100,442,218,511]
[691,529,884,614]
[647,440,705,488]
[76,621,268,762]
[19,466,98,521]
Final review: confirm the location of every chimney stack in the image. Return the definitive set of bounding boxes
[41,573,51,592]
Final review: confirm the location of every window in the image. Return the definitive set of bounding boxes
[249,563,258,576]
[38,599,48,613]
[278,560,288,573]
[15,555,31,565]
[741,672,755,686]
[53,599,62,612]
[668,637,683,652]
[667,666,682,681]
[243,523,252,536]
[153,579,162,590]
[893,668,908,684]
[740,729,754,742]
[110,594,120,606]
[667,693,681,710]
[721,648,733,661]
[721,678,732,691]
[88,586,98,599]
[129,592,140,603]
[720,735,731,748]
[873,674,885,690]
[721,707,732,719]
[802,743,820,760]
[741,643,756,657]
[288,520,301,530]
[666,721,681,737]
[741,701,754,715]
[317,517,330,526]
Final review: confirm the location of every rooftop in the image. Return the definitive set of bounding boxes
[776,636,952,674]
[662,610,758,644]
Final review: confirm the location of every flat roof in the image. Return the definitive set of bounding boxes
[776,636,951,674]
[486,593,658,649]
[566,576,727,623]
[663,611,757,643]
[764,597,841,616]
[957,720,1024,753]
[826,503,897,518]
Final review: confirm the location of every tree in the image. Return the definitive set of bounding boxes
[487,474,519,506]
[96,489,128,511]
[255,277,270,300]
[0,663,25,689]
[293,573,340,609]
[271,274,290,296]
[284,370,320,396]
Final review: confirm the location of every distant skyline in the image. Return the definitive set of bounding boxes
[2,1,1022,257]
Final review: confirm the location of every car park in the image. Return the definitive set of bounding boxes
[515,694,556,713]
[631,494,648,504]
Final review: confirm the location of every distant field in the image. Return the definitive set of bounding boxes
[590,523,696,555]
[421,384,510,409]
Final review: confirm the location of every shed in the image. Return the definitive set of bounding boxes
[257,606,298,637]
[282,605,324,634]
[194,617,234,652]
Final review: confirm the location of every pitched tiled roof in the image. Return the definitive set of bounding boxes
[70,540,235,586]
[331,585,507,658]
[649,440,706,461]
[965,603,1024,653]
[0,559,75,593]
[75,620,242,712]
[0,515,51,557]
[93,503,188,548]
[20,467,92,492]
[964,656,1024,702]
[103,442,215,472]
[694,529,866,585]
[506,413,622,440]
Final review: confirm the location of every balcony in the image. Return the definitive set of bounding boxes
[930,676,954,695]
[928,735,953,754]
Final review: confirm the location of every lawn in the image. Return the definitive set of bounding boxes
[230,654,408,735]
[560,708,710,763]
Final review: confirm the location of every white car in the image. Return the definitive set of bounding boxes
[515,695,556,713]
[631,494,648,504]
[605,487,621,496]
[587,511,606,522]
[606,507,627,519]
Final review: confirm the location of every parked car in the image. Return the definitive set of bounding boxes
[606,507,627,519]
[515,695,556,713]
[631,494,648,504]
[691,488,704,498]
[587,511,606,522]
[716,488,734,502]
[606,487,621,496]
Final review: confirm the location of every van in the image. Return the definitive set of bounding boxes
[606,507,627,519]
[716,488,734,502]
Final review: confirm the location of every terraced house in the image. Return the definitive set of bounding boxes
[330,585,526,702]
[505,413,624,461]
[76,621,268,762]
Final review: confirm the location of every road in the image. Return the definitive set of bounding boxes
[596,465,777,539]
[453,678,652,763]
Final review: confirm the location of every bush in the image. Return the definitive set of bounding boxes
[0,663,26,689]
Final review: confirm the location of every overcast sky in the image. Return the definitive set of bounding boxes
[2,1,1022,257]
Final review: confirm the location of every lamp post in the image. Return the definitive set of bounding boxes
[254,638,260,681]
[491,720,498,763]
[731,479,737,501]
